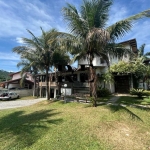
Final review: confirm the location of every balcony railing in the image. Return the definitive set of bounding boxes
[39,82,57,86]
[39,81,89,88]
[73,82,89,87]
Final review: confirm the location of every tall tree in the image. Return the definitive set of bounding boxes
[136,44,150,89]
[62,0,150,106]
[52,50,70,95]
[16,59,39,96]
[13,28,70,99]
[13,28,66,100]
[138,44,150,59]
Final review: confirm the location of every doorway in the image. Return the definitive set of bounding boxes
[114,75,130,93]
[50,89,54,98]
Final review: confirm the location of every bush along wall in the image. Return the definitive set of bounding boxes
[97,88,111,97]
[130,88,150,98]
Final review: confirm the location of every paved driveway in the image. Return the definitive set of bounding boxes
[0,98,46,110]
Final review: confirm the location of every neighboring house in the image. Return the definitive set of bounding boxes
[4,71,34,90]
[0,82,5,88]
[35,39,138,98]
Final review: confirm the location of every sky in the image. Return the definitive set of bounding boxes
[0,0,150,72]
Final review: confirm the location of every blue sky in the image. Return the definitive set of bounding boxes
[0,0,150,72]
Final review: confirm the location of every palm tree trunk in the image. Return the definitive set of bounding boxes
[89,55,97,107]
[143,77,145,90]
[33,76,36,97]
[49,74,51,99]
[46,67,50,100]
[55,71,60,96]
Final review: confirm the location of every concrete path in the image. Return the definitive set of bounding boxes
[0,98,46,110]
[107,95,120,104]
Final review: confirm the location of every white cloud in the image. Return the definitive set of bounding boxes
[16,37,24,44]
[0,0,54,39]
[0,52,20,61]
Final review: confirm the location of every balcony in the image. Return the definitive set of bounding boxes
[39,81,89,88]
[78,57,107,67]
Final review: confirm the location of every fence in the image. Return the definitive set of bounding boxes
[0,89,33,97]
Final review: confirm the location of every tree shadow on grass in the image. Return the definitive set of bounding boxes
[107,104,144,122]
[0,109,63,149]
[96,102,150,122]
[117,96,150,105]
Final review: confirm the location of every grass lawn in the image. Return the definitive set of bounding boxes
[117,96,150,105]
[0,100,150,150]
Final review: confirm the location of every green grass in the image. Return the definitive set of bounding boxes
[97,96,112,102]
[0,100,150,150]
[117,96,150,105]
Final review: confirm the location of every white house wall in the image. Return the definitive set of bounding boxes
[78,55,107,67]
[108,45,131,66]
[8,84,20,89]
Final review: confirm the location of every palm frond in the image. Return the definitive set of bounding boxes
[62,3,88,38]
[107,20,132,41]
[145,52,150,57]
[124,9,150,22]
[82,0,112,28]
[108,9,150,41]
[138,44,145,57]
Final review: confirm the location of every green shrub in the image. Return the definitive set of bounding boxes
[130,88,149,98]
[97,88,111,97]
[143,90,150,96]
[87,96,97,107]
[56,95,61,99]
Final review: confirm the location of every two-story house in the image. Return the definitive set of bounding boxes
[36,38,137,98]
[78,38,137,93]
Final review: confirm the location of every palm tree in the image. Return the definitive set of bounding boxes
[136,44,150,89]
[13,28,63,100]
[16,59,39,96]
[13,28,71,100]
[138,44,150,59]
[62,0,150,106]
[52,50,70,95]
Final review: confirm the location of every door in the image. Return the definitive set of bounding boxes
[50,89,54,98]
[114,75,130,93]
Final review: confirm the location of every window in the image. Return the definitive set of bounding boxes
[52,76,55,82]
[73,74,77,81]
[80,73,88,82]
[100,58,105,64]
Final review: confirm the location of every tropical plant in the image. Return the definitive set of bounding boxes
[13,28,70,100]
[130,88,149,98]
[16,59,39,96]
[138,44,150,59]
[62,0,150,106]
[136,44,150,89]
[110,58,147,75]
[51,50,70,95]
[98,71,114,88]
[97,87,111,97]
